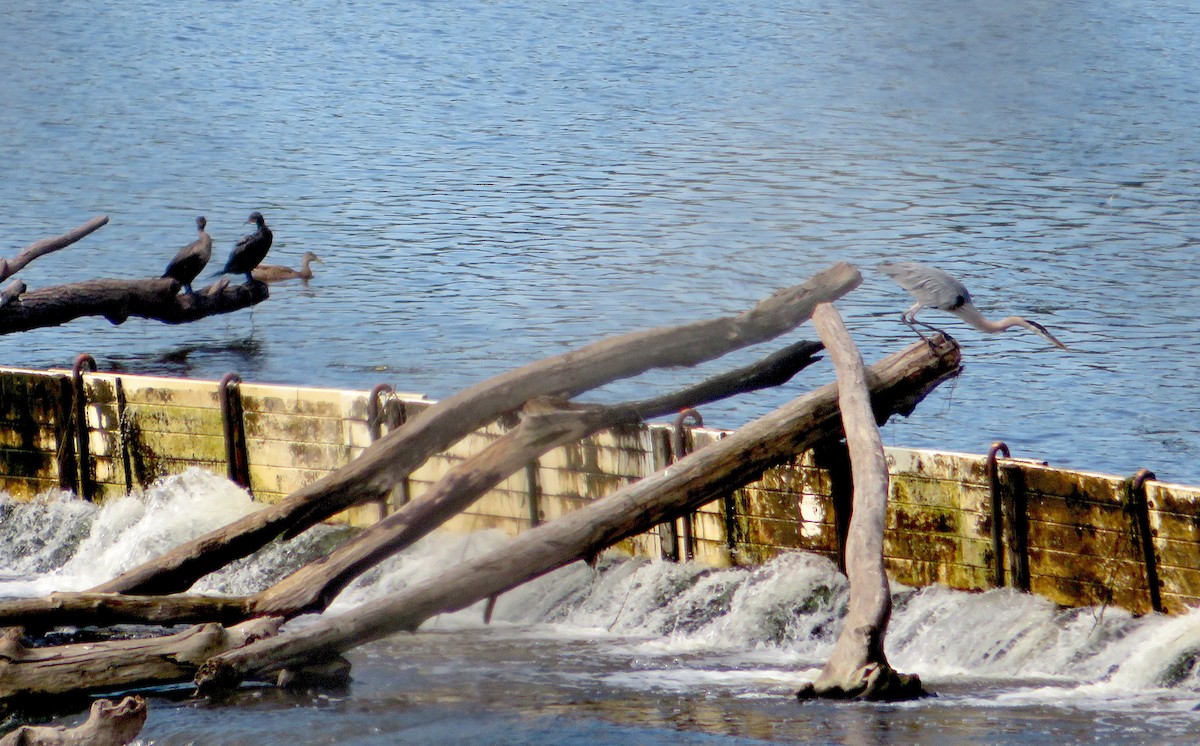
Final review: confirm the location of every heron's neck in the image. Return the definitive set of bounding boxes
[952,303,1025,333]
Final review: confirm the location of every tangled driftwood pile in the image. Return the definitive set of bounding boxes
[0,260,961,741]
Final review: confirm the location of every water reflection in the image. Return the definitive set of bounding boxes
[103,336,266,378]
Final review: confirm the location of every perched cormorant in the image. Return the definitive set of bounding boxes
[215,211,273,283]
[252,251,322,282]
[163,216,213,295]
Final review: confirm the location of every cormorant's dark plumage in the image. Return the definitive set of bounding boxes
[217,211,273,283]
[163,216,213,295]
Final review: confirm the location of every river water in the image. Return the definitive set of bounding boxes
[4,0,1200,742]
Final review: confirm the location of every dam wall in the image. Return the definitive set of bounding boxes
[0,364,1192,615]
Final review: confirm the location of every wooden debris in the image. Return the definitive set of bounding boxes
[0,340,825,631]
[797,303,925,701]
[94,263,863,596]
[194,334,960,692]
[0,695,147,746]
[0,617,280,701]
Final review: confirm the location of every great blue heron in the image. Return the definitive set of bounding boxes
[214,211,273,283]
[163,216,213,295]
[878,260,1069,350]
[252,251,322,283]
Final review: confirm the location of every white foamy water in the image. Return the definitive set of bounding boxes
[3,479,1200,743]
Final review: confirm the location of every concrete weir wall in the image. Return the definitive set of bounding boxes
[0,365,1196,615]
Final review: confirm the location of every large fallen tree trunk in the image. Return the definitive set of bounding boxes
[0,277,268,334]
[195,334,961,692]
[93,262,863,596]
[797,303,924,701]
[0,340,824,630]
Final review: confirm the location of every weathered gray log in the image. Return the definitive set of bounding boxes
[0,216,109,283]
[195,334,961,692]
[0,618,280,701]
[0,340,823,631]
[0,277,268,335]
[251,339,825,618]
[0,592,254,632]
[0,695,146,746]
[94,263,863,596]
[797,303,925,701]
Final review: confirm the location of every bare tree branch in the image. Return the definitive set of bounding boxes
[0,216,109,282]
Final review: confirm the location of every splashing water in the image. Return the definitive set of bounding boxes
[2,479,1200,742]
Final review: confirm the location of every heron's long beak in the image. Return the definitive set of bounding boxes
[1022,319,1070,351]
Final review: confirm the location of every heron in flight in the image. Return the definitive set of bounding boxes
[878,260,1069,350]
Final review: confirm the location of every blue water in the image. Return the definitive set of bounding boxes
[4,0,1200,482]
[5,1,1200,741]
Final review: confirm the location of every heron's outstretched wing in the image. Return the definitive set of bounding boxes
[878,261,971,311]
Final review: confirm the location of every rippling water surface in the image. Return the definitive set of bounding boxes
[4,4,1200,738]
[5,1,1200,481]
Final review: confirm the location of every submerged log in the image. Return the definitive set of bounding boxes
[0,696,146,746]
[195,335,961,692]
[0,340,824,631]
[0,216,109,283]
[94,263,863,596]
[797,303,925,702]
[0,277,268,335]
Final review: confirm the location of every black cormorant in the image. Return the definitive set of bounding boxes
[163,216,213,295]
[216,211,273,283]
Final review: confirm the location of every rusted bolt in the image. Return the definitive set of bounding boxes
[367,383,394,442]
[672,408,703,462]
[219,373,250,491]
[986,441,1011,588]
[71,354,98,501]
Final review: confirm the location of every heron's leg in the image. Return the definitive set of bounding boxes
[899,304,944,350]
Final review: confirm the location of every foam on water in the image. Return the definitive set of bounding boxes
[0,469,349,598]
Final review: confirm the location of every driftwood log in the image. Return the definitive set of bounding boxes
[94,262,864,596]
[797,304,925,701]
[0,619,281,701]
[0,277,268,334]
[195,334,961,692]
[0,340,824,631]
[0,216,108,283]
[0,696,146,746]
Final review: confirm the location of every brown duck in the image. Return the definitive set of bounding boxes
[252,251,322,282]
